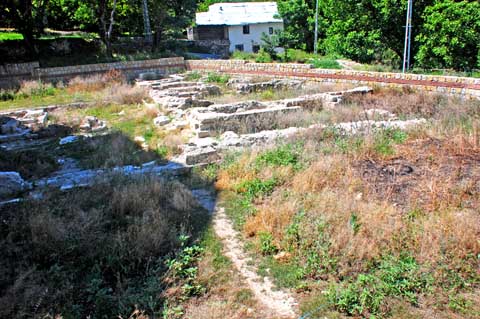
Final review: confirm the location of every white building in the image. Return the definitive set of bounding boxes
[188,2,284,54]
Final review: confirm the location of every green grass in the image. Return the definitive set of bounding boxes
[0,89,93,111]
[0,31,23,41]
[258,256,306,288]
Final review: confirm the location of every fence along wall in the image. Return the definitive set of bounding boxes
[186,60,480,99]
[0,57,185,88]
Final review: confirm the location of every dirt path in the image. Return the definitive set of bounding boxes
[212,207,298,318]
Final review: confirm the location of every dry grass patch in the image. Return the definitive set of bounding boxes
[67,69,125,93]
[0,176,208,318]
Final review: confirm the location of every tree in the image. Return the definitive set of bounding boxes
[276,0,319,51]
[149,0,196,51]
[416,0,480,70]
[321,0,433,64]
[0,0,50,58]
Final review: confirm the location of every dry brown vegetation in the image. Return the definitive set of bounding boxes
[215,88,480,318]
[67,70,149,105]
[0,176,208,318]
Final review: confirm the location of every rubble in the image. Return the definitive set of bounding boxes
[79,116,107,133]
[0,172,32,199]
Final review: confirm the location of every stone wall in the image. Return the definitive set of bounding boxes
[0,57,185,89]
[186,60,480,99]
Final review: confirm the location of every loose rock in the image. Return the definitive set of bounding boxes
[0,171,32,199]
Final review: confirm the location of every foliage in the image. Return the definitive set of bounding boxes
[236,177,278,200]
[282,48,315,63]
[255,48,273,63]
[166,235,205,297]
[260,32,280,59]
[328,255,432,317]
[256,144,300,168]
[0,31,23,41]
[416,0,480,70]
[185,71,202,81]
[310,57,342,69]
[258,231,278,255]
[276,0,317,52]
[373,128,408,155]
[231,50,256,60]
[205,72,230,84]
[0,177,208,318]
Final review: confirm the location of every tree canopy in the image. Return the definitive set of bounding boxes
[1,0,478,69]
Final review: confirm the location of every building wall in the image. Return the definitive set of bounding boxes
[227,22,284,53]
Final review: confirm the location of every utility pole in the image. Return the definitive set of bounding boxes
[142,0,153,44]
[402,0,413,73]
[314,0,319,55]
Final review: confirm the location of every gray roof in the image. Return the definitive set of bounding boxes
[196,2,282,26]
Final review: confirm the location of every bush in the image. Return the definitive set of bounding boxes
[231,50,255,60]
[0,176,207,318]
[205,72,230,84]
[18,80,56,97]
[185,71,202,81]
[310,57,342,69]
[258,231,278,255]
[283,49,315,63]
[255,48,273,63]
[0,90,15,101]
[236,177,278,200]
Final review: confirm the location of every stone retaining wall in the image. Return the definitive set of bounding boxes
[0,57,185,88]
[186,60,480,99]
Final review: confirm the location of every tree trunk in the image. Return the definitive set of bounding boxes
[18,0,38,60]
[98,0,117,59]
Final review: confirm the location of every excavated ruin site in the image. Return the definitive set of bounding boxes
[0,72,428,202]
[1,68,479,319]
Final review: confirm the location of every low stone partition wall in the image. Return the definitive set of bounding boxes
[0,57,185,88]
[186,60,480,99]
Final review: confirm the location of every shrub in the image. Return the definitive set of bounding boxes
[185,71,202,81]
[310,58,342,69]
[205,72,230,84]
[0,90,15,101]
[18,80,56,97]
[258,231,278,255]
[373,128,408,155]
[283,49,315,63]
[236,177,278,200]
[255,48,273,63]
[231,50,255,60]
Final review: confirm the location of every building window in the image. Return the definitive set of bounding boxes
[269,27,274,35]
[243,25,250,34]
[235,44,244,52]
[252,45,260,53]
